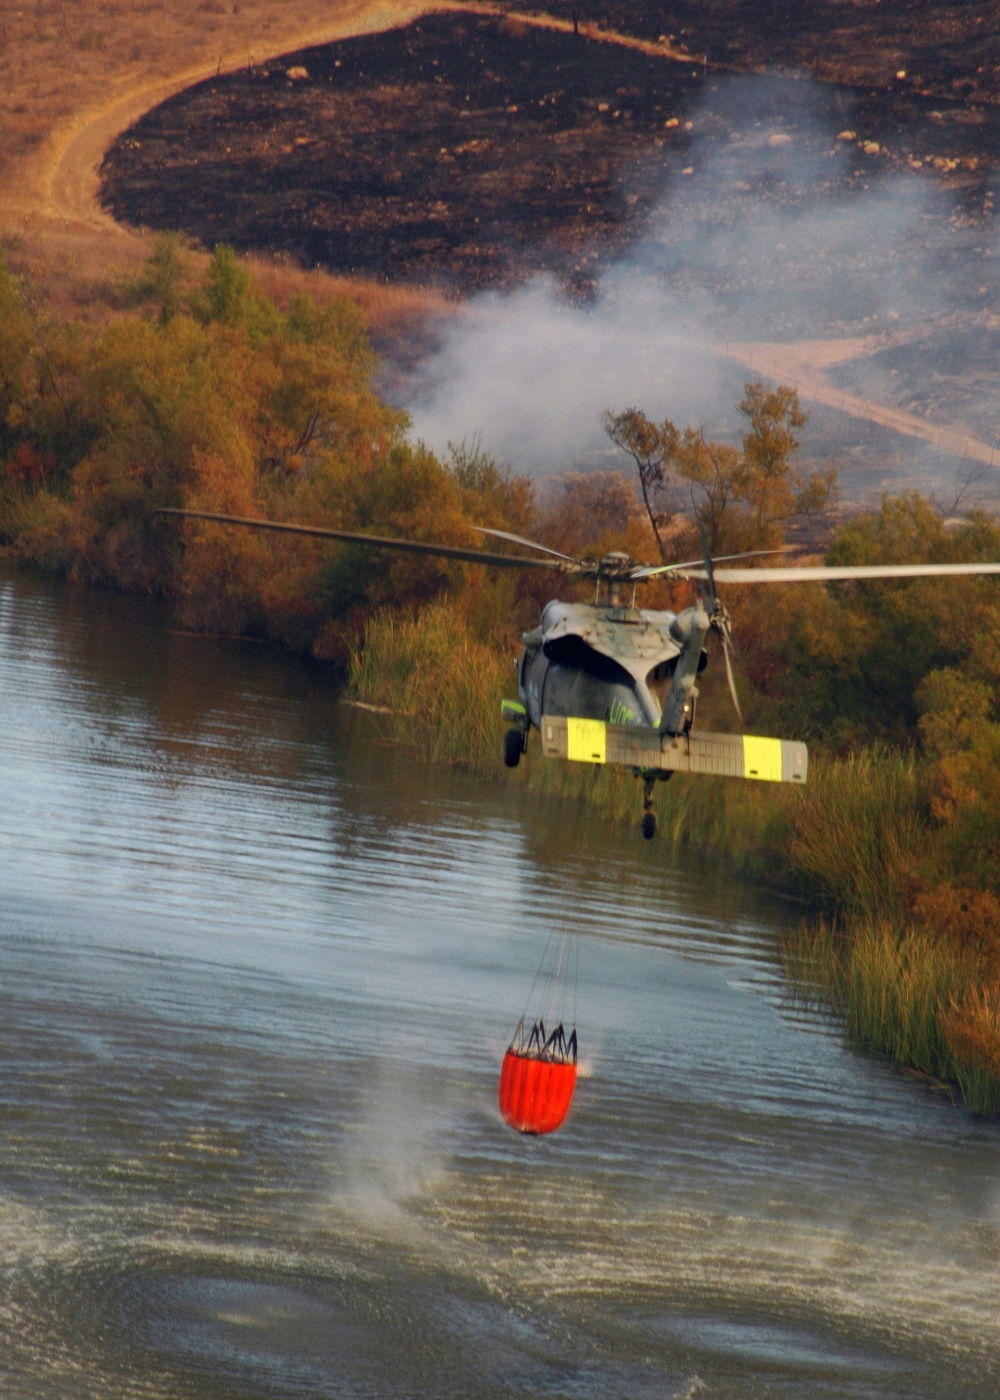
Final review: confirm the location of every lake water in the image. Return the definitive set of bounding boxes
[1,563,997,1398]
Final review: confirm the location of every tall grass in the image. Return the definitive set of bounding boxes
[245,254,453,341]
[347,604,511,775]
[790,747,926,923]
[939,982,1000,1113]
[784,921,1000,1116]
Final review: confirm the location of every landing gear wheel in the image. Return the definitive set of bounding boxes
[503,728,523,769]
[642,810,657,841]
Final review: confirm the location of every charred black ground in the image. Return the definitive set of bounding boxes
[516,0,1000,110]
[101,15,704,294]
[98,10,998,297]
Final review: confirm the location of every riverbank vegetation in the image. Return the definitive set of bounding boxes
[2,243,1000,1112]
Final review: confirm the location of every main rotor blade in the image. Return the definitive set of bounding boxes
[630,549,789,580]
[155,509,571,572]
[472,526,580,563]
[701,562,1000,584]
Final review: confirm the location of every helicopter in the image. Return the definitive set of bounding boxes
[158,507,1000,838]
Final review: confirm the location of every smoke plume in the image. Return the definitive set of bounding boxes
[405,75,999,506]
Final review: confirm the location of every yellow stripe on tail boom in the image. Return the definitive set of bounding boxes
[566,717,607,763]
[541,718,807,784]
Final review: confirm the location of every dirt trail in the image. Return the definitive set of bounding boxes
[36,0,435,234]
[31,2,696,236]
[721,339,998,470]
[500,10,701,66]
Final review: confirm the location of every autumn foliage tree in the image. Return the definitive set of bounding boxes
[751,495,1000,743]
[599,408,675,560]
[603,381,836,558]
[0,244,534,654]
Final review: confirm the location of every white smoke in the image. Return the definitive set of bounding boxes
[405,75,999,501]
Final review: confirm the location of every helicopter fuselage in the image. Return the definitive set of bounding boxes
[516,599,701,733]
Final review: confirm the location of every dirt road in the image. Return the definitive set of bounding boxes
[722,339,998,470]
[35,0,435,234]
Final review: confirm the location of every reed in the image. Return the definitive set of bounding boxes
[841,924,963,1077]
[347,604,512,775]
[939,982,1000,1114]
[789,747,926,923]
[783,920,1000,1115]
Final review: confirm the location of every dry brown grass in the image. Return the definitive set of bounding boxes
[0,219,451,337]
[243,252,454,340]
[0,0,449,325]
[0,222,141,318]
[0,0,434,197]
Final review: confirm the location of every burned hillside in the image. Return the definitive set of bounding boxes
[100,15,704,295]
[513,0,1000,112]
[100,11,998,296]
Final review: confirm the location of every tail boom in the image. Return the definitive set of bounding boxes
[539,717,807,784]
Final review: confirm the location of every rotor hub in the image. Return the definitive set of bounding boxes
[598,551,634,578]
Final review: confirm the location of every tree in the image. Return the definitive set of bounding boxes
[541,469,640,554]
[190,245,280,344]
[600,407,675,560]
[661,427,742,556]
[734,382,834,548]
[750,495,1000,746]
[603,381,836,558]
[125,232,192,326]
[447,436,535,537]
